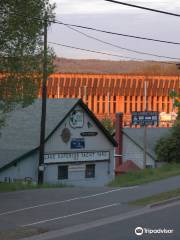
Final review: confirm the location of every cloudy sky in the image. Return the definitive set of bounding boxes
[48,0,180,62]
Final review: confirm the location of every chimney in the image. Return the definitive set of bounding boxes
[115,112,123,171]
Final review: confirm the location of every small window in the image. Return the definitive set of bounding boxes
[146,164,153,169]
[58,166,68,179]
[85,164,95,178]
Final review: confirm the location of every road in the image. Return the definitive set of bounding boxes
[0,175,180,239]
[51,202,180,240]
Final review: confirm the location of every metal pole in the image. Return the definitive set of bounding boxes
[38,13,48,184]
[79,87,81,98]
[108,92,110,116]
[171,88,175,125]
[143,81,147,169]
[84,86,87,103]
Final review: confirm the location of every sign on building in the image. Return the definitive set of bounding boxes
[132,111,159,126]
[44,151,110,163]
[71,138,85,149]
[69,110,84,128]
[159,112,177,122]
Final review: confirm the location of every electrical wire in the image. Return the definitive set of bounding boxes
[57,21,180,46]
[1,9,180,46]
[1,9,180,63]
[62,23,180,61]
[104,0,180,17]
[48,41,176,64]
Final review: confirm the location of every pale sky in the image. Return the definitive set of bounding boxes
[48,0,180,61]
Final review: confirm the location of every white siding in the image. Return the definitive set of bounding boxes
[44,161,112,187]
[44,105,115,186]
[0,104,115,187]
[45,106,113,152]
[122,134,155,168]
[0,152,38,182]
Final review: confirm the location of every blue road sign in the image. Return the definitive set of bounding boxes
[71,138,85,149]
[132,111,159,126]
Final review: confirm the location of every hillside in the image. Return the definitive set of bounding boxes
[54,58,179,75]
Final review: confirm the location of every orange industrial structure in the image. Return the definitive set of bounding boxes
[45,73,180,127]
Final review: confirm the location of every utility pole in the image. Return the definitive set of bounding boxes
[143,80,147,169]
[79,87,81,98]
[38,13,48,184]
[84,85,87,103]
[107,92,110,116]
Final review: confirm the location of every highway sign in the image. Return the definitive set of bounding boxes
[132,111,159,126]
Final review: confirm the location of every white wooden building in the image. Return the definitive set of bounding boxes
[0,99,117,186]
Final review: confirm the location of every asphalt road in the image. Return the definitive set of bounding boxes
[52,203,180,240]
[0,175,180,239]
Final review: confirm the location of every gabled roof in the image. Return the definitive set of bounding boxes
[122,128,171,160]
[0,99,117,171]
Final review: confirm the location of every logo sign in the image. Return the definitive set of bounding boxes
[135,227,144,236]
[134,226,174,235]
[87,121,93,128]
[61,128,71,143]
[80,132,98,137]
[132,111,159,126]
[71,138,85,149]
[69,110,84,128]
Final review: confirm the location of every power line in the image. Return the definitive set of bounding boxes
[1,9,180,46]
[57,21,180,46]
[62,23,180,61]
[104,0,180,17]
[49,41,141,60]
[48,41,176,64]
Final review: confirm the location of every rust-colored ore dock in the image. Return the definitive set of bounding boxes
[45,73,180,127]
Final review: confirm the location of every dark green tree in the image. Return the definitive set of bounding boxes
[169,90,180,107]
[0,0,55,127]
[155,108,180,163]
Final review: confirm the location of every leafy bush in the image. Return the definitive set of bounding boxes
[155,118,180,163]
[101,117,114,135]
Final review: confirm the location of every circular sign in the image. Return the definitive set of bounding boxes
[61,128,71,143]
[69,110,84,128]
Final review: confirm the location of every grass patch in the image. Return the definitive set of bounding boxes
[0,227,47,240]
[108,163,180,187]
[129,188,180,206]
[0,182,67,193]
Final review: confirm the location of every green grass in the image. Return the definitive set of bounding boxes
[0,227,47,240]
[108,163,180,187]
[0,182,67,193]
[129,188,180,206]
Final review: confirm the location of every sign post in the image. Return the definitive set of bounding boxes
[132,110,159,168]
[144,81,147,169]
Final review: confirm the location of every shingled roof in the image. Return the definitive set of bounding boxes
[0,99,116,171]
[0,99,80,170]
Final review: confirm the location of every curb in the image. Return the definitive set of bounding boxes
[148,196,180,208]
